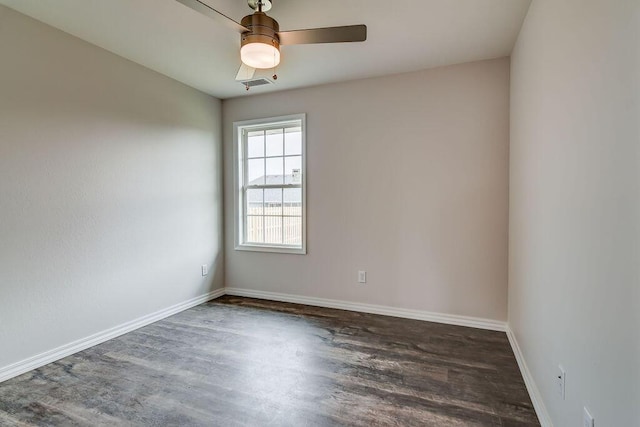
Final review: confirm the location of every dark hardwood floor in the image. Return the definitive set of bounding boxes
[0,296,539,426]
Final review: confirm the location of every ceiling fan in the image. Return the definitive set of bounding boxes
[175,0,367,83]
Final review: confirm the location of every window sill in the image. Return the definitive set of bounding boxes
[235,244,306,255]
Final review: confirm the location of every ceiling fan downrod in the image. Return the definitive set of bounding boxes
[248,0,272,12]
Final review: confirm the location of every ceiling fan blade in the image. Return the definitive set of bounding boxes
[278,25,367,45]
[175,0,249,33]
[235,63,256,81]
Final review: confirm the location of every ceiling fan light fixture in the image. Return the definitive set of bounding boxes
[240,41,280,69]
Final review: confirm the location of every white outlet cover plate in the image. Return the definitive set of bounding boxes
[557,365,566,399]
[358,271,366,283]
[583,407,594,427]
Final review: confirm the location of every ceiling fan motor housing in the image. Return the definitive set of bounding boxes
[240,12,280,52]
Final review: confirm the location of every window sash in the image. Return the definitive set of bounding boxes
[241,186,303,246]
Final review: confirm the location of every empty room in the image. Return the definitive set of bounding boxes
[0,0,637,426]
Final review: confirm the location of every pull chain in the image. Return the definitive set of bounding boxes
[272,44,278,81]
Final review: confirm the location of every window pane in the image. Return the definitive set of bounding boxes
[266,157,284,184]
[246,189,263,215]
[247,159,264,185]
[285,128,302,155]
[283,217,302,245]
[283,188,302,216]
[264,188,282,216]
[285,156,302,184]
[264,216,283,244]
[247,131,264,158]
[246,216,263,243]
[266,129,284,157]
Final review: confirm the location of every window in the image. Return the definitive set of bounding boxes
[234,114,306,254]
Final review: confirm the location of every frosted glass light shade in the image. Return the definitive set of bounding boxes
[241,42,281,69]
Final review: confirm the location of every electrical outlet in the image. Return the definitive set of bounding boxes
[201,264,208,276]
[557,365,566,400]
[358,270,366,283]
[583,407,594,427]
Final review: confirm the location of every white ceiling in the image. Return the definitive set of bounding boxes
[0,0,531,99]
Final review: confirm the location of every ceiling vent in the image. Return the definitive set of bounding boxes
[239,78,273,88]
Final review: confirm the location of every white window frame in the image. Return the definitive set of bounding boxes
[233,113,307,254]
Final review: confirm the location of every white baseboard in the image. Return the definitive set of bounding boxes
[0,288,225,384]
[224,287,507,332]
[506,327,553,427]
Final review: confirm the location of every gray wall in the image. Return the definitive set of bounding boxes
[0,6,223,370]
[509,0,639,425]
[223,58,510,321]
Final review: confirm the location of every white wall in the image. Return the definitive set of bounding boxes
[509,0,639,425]
[223,58,510,321]
[0,6,223,371]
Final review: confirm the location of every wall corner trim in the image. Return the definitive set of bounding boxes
[0,288,226,384]
[224,287,507,332]
[506,326,553,427]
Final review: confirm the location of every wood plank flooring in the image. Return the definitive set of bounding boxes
[0,296,539,426]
